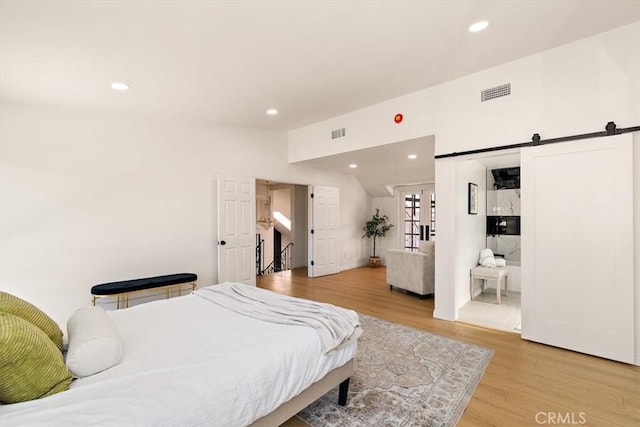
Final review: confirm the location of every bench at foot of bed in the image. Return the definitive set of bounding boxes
[91,273,197,309]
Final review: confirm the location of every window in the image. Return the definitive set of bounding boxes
[399,187,435,250]
[404,194,420,251]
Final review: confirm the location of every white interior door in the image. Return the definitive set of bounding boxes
[521,134,634,363]
[308,185,340,277]
[217,174,256,286]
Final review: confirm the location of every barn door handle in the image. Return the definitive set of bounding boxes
[219,240,226,246]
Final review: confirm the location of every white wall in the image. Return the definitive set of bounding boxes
[433,157,456,320]
[288,93,439,163]
[339,177,371,270]
[290,22,639,158]
[289,23,640,334]
[634,132,640,365]
[0,103,371,327]
[272,186,292,248]
[454,161,487,311]
[272,187,291,219]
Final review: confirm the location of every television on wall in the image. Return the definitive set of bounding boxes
[491,167,520,189]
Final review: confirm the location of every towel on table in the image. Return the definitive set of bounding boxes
[195,282,361,353]
[479,248,496,267]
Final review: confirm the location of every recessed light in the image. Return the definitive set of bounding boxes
[469,21,489,33]
[110,82,130,91]
[266,108,278,115]
[408,154,417,159]
[349,164,358,169]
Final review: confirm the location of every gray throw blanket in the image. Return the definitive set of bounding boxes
[195,283,361,353]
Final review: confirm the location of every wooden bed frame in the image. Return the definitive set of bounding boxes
[250,359,354,426]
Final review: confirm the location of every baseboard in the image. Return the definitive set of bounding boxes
[340,262,368,271]
[635,352,640,366]
[433,308,456,322]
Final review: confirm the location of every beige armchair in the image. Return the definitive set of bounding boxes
[386,242,435,297]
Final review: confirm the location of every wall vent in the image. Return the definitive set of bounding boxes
[481,83,511,102]
[331,128,346,140]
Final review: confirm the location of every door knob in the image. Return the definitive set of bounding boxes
[219,240,226,245]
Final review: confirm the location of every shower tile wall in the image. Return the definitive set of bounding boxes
[486,234,520,264]
[487,189,520,216]
[486,175,521,265]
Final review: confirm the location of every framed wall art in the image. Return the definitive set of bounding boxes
[468,183,478,215]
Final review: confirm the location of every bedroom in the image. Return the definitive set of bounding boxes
[1,1,640,426]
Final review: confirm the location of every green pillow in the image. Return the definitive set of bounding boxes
[0,312,73,403]
[0,291,63,351]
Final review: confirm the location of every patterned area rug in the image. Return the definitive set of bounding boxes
[298,314,493,427]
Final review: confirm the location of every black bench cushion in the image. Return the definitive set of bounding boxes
[91,273,197,296]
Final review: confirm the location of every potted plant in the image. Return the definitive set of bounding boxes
[362,208,393,268]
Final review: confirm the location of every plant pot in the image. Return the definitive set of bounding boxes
[368,256,381,268]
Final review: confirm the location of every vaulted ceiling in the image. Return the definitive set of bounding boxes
[3,1,639,197]
[2,1,639,131]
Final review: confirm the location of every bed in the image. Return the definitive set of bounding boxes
[0,283,361,426]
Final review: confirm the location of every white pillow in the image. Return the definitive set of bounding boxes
[479,248,496,267]
[66,306,122,378]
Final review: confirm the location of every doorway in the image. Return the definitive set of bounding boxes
[456,152,522,333]
[255,179,308,277]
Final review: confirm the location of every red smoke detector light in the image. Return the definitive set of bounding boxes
[394,113,403,124]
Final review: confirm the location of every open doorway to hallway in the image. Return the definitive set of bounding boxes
[255,179,308,277]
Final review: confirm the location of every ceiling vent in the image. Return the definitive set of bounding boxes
[331,128,346,140]
[481,83,511,102]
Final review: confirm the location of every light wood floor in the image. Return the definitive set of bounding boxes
[258,267,640,427]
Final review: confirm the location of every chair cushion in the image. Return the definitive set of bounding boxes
[471,266,508,279]
[66,306,123,378]
[0,312,73,403]
[0,291,64,351]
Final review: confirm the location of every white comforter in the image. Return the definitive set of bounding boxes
[196,283,361,353]
[0,286,358,426]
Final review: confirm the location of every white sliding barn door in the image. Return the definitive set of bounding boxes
[217,175,256,286]
[521,135,634,363]
[308,185,340,277]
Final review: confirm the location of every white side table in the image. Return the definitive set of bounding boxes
[470,266,509,304]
